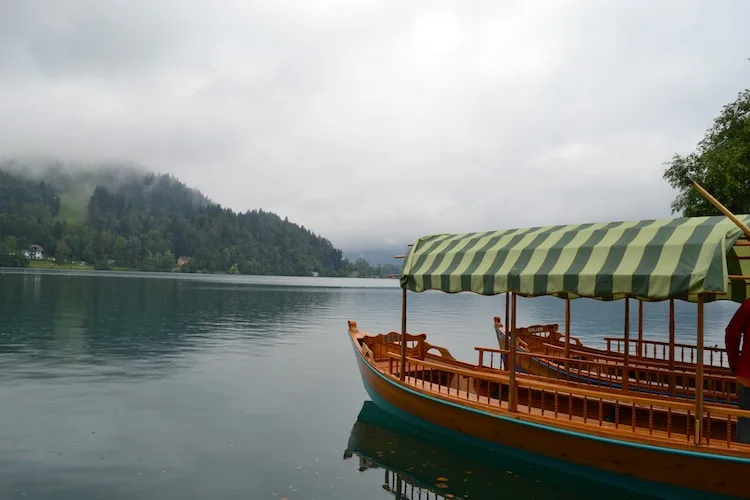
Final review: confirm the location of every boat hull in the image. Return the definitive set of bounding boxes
[351,339,747,499]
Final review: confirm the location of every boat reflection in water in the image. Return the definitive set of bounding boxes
[343,401,654,500]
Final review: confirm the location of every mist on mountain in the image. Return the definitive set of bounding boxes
[0,157,392,277]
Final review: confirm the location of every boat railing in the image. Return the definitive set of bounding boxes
[605,337,729,368]
[540,342,729,376]
[476,345,509,371]
[474,346,738,405]
[385,351,750,452]
[387,351,510,408]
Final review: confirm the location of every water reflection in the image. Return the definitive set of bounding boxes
[0,273,334,381]
[0,271,733,499]
[344,401,658,500]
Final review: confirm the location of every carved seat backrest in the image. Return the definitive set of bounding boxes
[423,342,456,361]
[518,324,558,346]
[519,323,583,353]
[363,331,427,361]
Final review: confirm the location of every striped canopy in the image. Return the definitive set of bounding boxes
[399,215,750,302]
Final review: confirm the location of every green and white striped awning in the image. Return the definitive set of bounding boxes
[399,215,750,302]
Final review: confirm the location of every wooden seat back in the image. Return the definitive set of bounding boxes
[362,331,427,361]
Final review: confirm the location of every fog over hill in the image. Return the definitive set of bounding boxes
[3,3,748,248]
[0,157,395,277]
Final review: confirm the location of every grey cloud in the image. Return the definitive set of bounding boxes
[0,0,749,249]
[0,1,192,79]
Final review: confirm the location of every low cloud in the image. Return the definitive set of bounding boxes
[1,0,748,248]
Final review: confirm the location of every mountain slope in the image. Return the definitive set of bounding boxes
[0,160,387,277]
[1,160,211,224]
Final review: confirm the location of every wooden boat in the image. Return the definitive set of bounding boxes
[349,210,750,499]
[492,316,732,373]
[491,317,738,404]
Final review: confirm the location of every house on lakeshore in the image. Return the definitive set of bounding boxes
[176,256,190,268]
[24,245,44,260]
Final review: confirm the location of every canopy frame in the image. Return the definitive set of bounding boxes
[392,212,748,448]
[398,214,750,304]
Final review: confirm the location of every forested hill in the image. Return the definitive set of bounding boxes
[0,163,398,277]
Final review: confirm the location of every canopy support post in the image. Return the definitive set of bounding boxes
[695,294,705,445]
[399,286,407,381]
[623,297,630,393]
[669,299,676,395]
[504,292,510,368]
[564,298,571,370]
[637,299,644,358]
[509,292,518,412]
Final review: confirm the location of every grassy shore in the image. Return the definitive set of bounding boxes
[22,260,392,278]
[29,261,95,271]
[27,261,179,273]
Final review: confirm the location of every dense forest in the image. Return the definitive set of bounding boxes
[0,162,399,277]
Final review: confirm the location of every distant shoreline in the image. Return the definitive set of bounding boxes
[2,264,398,280]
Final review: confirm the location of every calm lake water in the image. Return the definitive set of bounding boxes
[0,271,738,499]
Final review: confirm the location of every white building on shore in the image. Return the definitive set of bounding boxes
[24,245,44,260]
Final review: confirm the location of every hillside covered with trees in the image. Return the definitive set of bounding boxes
[0,161,399,277]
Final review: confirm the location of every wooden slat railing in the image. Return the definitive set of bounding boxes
[542,342,729,376]
[605,337,729,368]
[384,351,750,452]
[474,346,738,405]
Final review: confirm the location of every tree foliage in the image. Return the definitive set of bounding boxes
[664,89,750,216]
[0,168,392,277]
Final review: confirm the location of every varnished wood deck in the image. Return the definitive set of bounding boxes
[373,357,750,458]
[350,322,750,499]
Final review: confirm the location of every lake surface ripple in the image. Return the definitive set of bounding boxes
[0,271,736,499]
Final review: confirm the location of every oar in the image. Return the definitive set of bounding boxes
[691,179,750,238]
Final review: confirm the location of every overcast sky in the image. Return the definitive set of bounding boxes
[1,1,749,250]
